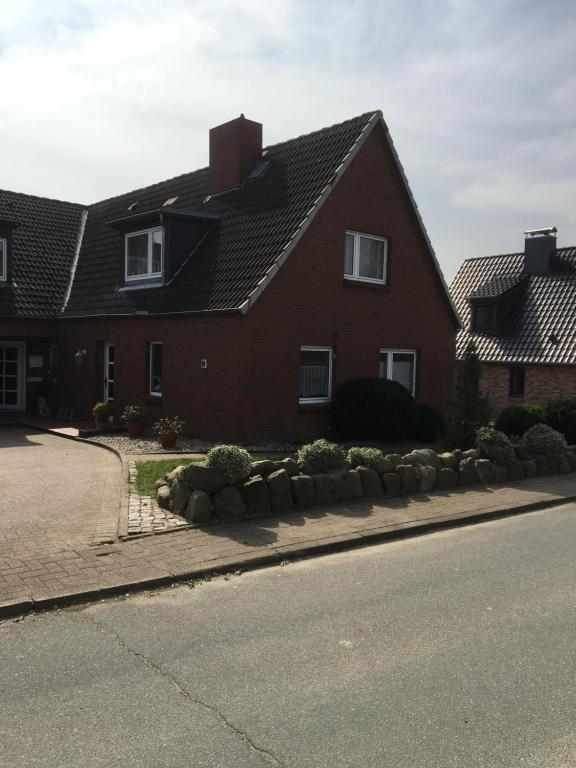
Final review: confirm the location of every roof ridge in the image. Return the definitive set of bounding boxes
[0,186,85,209]
[463,245,576,264]
[263,110,381,152]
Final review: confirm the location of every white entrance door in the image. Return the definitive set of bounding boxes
[104,343,115,402]
[0,342,25,410]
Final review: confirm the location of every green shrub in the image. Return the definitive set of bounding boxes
[347,446,386,472]
[544,397,576,443]
[475,426,516,466]
[92,401,113,421]
[495,404,543,437]
[153,416,185,435]
[206,445,252,484]
[297,439,346,473]
[332,378,416,440]
[522,423,567,458]
[412,402,446,442]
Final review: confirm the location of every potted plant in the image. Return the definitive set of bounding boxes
[92,401,114,429]
[122,404,146,439]
[153,416,185,449]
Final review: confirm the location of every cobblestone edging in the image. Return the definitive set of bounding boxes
[127,462,189,536]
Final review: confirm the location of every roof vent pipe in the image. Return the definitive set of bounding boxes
[523,227,557,275]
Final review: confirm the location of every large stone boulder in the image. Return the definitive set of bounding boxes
[417,466,436,493]
[291,475,316,509]
[156,484,171,510]
[474,459,495,485]
[342,470,364,502]
[279,458,299,477]
[182,463,228,494]
[407,449,442,471]
[242,476,272,516]
[155,477,169,490]
[382,472,402,495]
[514,443,530,461]
[558,454,572,474]
[357,467,384,498]
[385,453,403,469]
[458,458,477,486]
[213,486,246,519]
[439,452,458,470]
[547,458,560,474]
[267,469,294,514]
[169,478,191,516]
[166,465,187,484]
[522,460,537,478]
[493,464,508,484]
[461,448,479,462]
[184,490,212,524]
[507,460,525,481]
[452,449,464,464]
[313,474,340,506]
[566,451,576,471]
[435,467,458,490]
[533,455,549,475]
[396,464,419,494]
[379,458,395,475]
[250,459,279,477]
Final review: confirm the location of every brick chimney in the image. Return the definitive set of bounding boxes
[209,114,262,195]
[523,227,557,274]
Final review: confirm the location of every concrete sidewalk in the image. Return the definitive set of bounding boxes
[2,470,576,616]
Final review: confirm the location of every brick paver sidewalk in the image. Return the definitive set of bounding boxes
[2,426,576,615]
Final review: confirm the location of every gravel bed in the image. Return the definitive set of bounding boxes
[88,433,297,456]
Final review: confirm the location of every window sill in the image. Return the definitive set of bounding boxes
[144,394,163,406]
[298,400,332,412]
[343,278,388,290]
[119,281,164,292]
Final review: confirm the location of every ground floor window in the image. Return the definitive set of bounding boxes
[149,342,163,396]
[509,366,525,398]
[379,349,416,396]
[299,347,332,403]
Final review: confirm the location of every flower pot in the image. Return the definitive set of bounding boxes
[127,421,144,439]
[159,432,178,449]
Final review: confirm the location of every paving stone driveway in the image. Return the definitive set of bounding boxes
[0,428,121,601]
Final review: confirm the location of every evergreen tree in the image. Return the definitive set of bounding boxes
[446,341,489,448]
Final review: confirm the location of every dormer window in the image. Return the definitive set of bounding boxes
[125,227,163,281]
[472,303,496,334]
[0,238,6,282]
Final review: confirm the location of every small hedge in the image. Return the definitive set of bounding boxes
[332,378,416,441]
[347,446,386,472]
[475,426,516,467]
[495,404,543,438]
[206,445,252,484]
[297,439,346,473]
[544,397,576,443]
[412,402,445,442]
[522,424,567,458]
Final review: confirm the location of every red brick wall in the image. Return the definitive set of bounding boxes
[481,362,576,416]
[240,127,457,441]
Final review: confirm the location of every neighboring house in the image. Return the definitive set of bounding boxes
[450,228,576,415]
[0,111,458,441]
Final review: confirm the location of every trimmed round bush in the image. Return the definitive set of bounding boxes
[544,397,576,443]
[206,445,252,484]
[347,446,386,472]
[412,402,445,442]
[332,378,416,440]
[522,424,567,458]
[297,439,346,473]
[495,404,543,438]
[475,426,516,467]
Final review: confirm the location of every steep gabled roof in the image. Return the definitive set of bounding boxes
[0,190,86,318]
[451,247,576,365]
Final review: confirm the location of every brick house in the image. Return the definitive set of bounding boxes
[0,111,458,441]
[450,228,576,416]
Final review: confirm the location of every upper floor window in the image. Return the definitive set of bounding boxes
[0,238,7,282]
[125,227,163,281]
[344,231,387,284]
[379,349,416,396]
[472,304,496,334]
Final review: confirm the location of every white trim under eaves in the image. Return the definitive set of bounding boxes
[61,208,88,312]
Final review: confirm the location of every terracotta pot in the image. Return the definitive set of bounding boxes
[159,432,178,448]
[127,421,144,439]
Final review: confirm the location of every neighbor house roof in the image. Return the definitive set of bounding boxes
[451,247,576,365]
[0,190,86,318]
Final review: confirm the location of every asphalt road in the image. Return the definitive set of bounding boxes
[1,504,575,767]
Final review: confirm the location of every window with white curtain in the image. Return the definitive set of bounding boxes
[344,231,387,283]
[379,349,416,396]
[299,347,332,403]
[125,228,163,280]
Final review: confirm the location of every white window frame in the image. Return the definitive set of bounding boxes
[125,227,163,282]
[344,230,387,285]
[299,346,333,404]
[379,348,417,396]
[149,342,163,397]
[0,238,7,282]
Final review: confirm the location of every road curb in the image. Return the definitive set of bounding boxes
[2,491,574,619]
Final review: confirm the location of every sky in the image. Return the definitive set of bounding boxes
[1,0,575,281]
